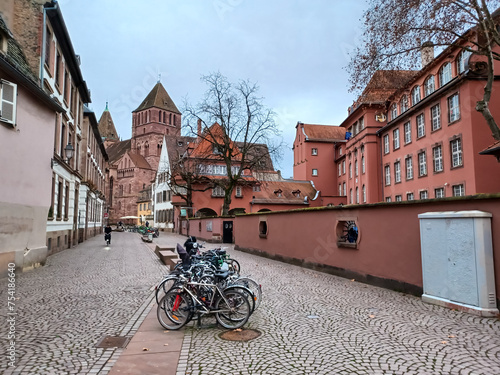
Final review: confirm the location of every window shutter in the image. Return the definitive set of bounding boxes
[0,79,17,126]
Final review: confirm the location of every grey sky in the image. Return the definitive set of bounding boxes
[59,0,366,178]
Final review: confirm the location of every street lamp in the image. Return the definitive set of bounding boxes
[51,142,75,167]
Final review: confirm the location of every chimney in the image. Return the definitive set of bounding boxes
[197,119,202,137]
[421,41,434,68]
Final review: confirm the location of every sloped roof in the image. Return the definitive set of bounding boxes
[190,122,242,160]
[356,70,416,104]
[479,140,500,155]
[128,152,152,170]
[98,106,119,141]
[162,135,196,171]
[252,180,317,205]
[133,82,181,114]
[301,124,345,142]
[106,139,131,165]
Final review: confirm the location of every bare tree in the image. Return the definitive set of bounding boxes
[347,0,500,141]
[182,72,283,215]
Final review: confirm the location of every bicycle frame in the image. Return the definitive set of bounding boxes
[175,280,236,316]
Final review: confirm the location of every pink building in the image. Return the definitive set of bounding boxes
[0,13,63,274]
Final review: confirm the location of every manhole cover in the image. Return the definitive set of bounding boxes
[96,336,130,348]
[219,329,261,342]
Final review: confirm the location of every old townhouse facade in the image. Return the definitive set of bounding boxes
[0,12,63,275]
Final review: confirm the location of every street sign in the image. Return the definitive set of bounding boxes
[104,213,109,218]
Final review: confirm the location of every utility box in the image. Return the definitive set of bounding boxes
[419,211,498,317]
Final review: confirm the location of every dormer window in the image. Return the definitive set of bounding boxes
[213,145,222,155]
[411,86,421,106]
[292,190,301,198]
[274,189,283,197]
[177,141,183,147]
[400,95,408,113]
[390,103,397,120]
[439,62,452,87]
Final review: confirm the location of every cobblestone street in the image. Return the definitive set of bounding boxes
[2,232,500,374]
[0,231,168,375]
[153,240,500,375]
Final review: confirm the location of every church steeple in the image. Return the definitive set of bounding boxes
[133,82,181,114]
[98,104,119,147]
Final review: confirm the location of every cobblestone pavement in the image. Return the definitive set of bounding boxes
[151,238,500,375]
[0,231,168,375]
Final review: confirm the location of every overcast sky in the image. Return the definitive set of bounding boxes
[59,0,366,178]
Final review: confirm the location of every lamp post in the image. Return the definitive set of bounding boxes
[51,142,74,167]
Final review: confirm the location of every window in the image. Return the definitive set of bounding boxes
[349,189,353,204]
[339,147,342,155]
[424,76,435,96]
[212,186,224,197]
[362,185,366,203]
[457,49,472,74]
[411,86,421,105]
[339,184,342,196]
[404,121,411,144]
[433,145,443,172]
[453,184,465,196]
[45,26,52,66]
[407,192,414,201]
[448,94,460,123]
[395,195,402,202]
[418,151,427,176]
[394,161,401,183]
[393,128,400,150]
[342,160,346,174]
[356,187,359,204]
[400,95,408,113]
[253,185,261,192]
[390,103,397,120]
[385,165,391,185]
[355,159,358,176]
[312,169,318,176]
[362,156,365,174]
[420,190,428,199]
[384,134,390,154]
[349,163,352,178]
[386,197,392,202]
[358,117,364,130]
[0,80,17,126]
[311,148,318,156]
[343,182,346,196]
[439,62,452,87]
[406,156,413,180]
[451,138,463,167]
[417,114,425,138]
[235,186,242,197]
[338,163,342,176]
[431,104,441,131]
[435,187,445,198]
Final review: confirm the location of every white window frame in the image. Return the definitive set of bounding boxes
[356,187,359,204]
[394,161,401,183]
[385,165,391,186]
[342,160,346,174]
[406,156,413,180]
[362,185,366,203]
[411,86,421,106]
[362,156,365,174]
[433,145,443,172]
[0,79,17,126]
[451,138,463,167]
[393,128,400,150]
[400,95,408,113]
[391,103,397,120]
[235,186,242,197]
[311,148,318,156]
[435,187,445,198]
[453,184,465,196]
[212,186,224,197]
[384,134,390,154]
[343,182,346,196]
[457,49,472,74]
[417,114,425,138]
[439,62,452,87]
[407,192,414,201]
[424,75,435,96]
[448,94,460,123]
[420,190,428,199]
[338,163,342,177]
[395,195,402,202]
[418,151,427,176]
[404,121,411,144]
[355,159,358,176]
[431,104,441,131]
[312,168,318,176]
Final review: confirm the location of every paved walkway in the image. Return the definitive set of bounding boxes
[1,231,500,374]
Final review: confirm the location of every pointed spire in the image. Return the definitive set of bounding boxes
[133,82,181,114]
[105,101,109,111]
[98,105,119,141]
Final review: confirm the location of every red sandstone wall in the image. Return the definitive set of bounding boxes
[234,196,500,300]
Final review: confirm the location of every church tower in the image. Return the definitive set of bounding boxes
[98,103,120,148]
[131,82,181,171]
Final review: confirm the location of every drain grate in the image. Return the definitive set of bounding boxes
[219,329,261,342]
[96,335,131,348]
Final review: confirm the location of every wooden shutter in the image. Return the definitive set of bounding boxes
[0,79,17,126]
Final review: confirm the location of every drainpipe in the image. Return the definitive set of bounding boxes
[40,1,59,85]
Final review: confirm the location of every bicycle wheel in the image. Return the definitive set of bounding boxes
[232,277,262,309]
[215,290,251,329]
[155,275,179,304]
[224,285,255,314]
[157,289,192,330]
[226,258,241,273]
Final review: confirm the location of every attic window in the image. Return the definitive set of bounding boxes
[292,190,301,198]
[253,185,261,192]
[213,145,222,155]
[0,33,6,54]
[274,189,283,197]
[177,141,183,146]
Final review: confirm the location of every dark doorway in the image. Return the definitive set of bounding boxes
[223,221,233,243]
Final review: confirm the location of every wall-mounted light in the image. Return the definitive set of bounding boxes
[51,143,75,168]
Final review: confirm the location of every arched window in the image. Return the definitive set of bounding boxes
[400,95,408,113]
[169,113,172,124]
[411,86,421,106]
[145,142,149,157]
[424,76,435,96]
[457,49,472,74]
[173,114,177,126]
[439,62,452,87]
[390,103,397,120]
